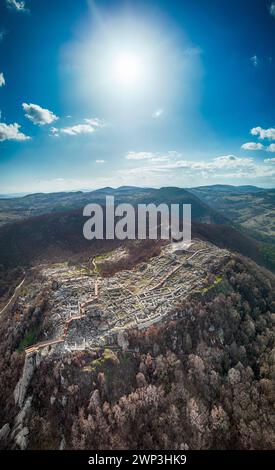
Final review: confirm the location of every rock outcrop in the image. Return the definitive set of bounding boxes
[14,354,36,408]
[0,424,10,444]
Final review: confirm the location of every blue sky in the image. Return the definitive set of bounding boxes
[0,0,275,193]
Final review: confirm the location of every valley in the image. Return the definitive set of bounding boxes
[190,185,275,241]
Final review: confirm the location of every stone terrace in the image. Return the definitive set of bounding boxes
[24,239,229,354]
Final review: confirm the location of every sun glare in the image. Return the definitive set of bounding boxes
[69,13,195,114]
[113,52,143,86]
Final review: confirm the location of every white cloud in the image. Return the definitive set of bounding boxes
[126,151,157,160]
[50,118,105,137]
[84,118,105,128]
[0,122,30,141]
[126,151,253,171]
[0,73,5,87]
[126,153,253,172]
[123,151,275,184]
[241,142,265,150]
[241,141,275,152]
[167,155,254,171]
[127,153,253,171]
[125,151,173,162]
[251,126,275,140]
[6,0,26,12]
[270,2,275,18]
[208,155,251,168]
[23,103,58,125]
[95,159,106,164]
[250,55,259,67]
[152,108,163,119]
[59,124,95,136]
[264,157,275,163]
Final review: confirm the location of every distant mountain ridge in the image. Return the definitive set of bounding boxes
[0,185,274,271]
[189,185,275,243]
[0,186,227,227]
[0,184,270,201]
[191,184,266,193]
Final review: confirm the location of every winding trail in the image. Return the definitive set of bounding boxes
[0,273,26,317]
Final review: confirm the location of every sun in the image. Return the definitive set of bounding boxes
[72,14,186,109]
[112,52,144,86]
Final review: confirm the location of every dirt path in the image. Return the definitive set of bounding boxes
[0,274,26,317]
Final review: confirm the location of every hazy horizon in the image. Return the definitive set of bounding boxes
[1,182,274,199]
